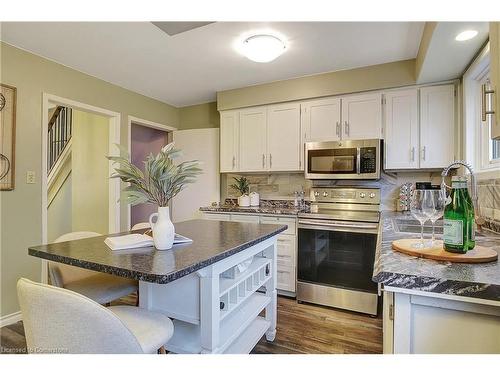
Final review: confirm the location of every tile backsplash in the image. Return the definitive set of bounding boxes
[221,171,445,211]
[222,173,312,200]
[477,178,500,233]
[220,171,499,233]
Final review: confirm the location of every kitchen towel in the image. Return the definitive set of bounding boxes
[105,233,192,250]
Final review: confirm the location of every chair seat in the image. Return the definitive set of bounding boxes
[108,306,174,354]
[64,273,138,305]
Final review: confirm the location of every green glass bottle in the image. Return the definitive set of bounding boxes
[464,187,476,250]
[443,176,469,253]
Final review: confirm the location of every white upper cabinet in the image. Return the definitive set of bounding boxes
[384,89,419,170]
[301,98,341,141]
[419,85,455,168]
[341,93,383,140]
[220,110,240,172]
[220,83,456,173]
[300,98,341,170]
[267,103,301,171]
[239,106,268,172]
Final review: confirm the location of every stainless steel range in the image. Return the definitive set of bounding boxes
[297,186,380,315]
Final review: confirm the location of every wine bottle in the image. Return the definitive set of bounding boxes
[464,186,476,250]
[443,176,469,253]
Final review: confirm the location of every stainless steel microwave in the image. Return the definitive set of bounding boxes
[304,139,382,180]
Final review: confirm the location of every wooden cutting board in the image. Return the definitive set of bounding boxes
[392,239,498,263]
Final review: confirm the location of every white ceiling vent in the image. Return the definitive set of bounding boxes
[152,22,213,36]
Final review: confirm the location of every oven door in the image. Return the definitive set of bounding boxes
[297,219,378,293]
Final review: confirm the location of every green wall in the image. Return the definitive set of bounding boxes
[47,173,72,243]
[0,42,180,317]
[217,59,417,110]
[179,102,219,129]
[71,110,109,235]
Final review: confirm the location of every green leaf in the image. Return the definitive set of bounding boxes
[108,142,202,206]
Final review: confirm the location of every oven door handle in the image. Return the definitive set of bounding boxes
[298,220,379,234]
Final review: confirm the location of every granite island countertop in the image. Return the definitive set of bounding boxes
[29,220,287,284]
[373,211,500,301]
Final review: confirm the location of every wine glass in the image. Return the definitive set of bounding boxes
[411,190,428,248]
[425,189,446,247]
[422,190,436,246]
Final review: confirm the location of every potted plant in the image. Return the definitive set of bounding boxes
[230,176,250,207]
[108,143,202,250]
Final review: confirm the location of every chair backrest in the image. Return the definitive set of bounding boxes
[48,231,101,287]
[131,222,150,231]
[17,278,143,354]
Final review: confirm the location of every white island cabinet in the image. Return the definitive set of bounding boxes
[203,212,298,295]
[29,219,283,354]
[139,233,278,354]
[383,288,500,354]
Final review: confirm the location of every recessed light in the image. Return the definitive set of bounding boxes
[240,34,287,63]
[455,30,478,42]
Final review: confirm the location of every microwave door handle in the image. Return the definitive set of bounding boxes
[356,147,361,174]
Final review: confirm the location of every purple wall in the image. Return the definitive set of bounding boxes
[130,124,169,228]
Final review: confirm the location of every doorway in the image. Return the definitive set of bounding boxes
[127,116,176,229]
[41,94,121,282]
[46,108,111,241]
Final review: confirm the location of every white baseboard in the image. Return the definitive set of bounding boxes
[0,311,22,328]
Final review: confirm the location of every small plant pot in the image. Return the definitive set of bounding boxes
[238,194,250,207]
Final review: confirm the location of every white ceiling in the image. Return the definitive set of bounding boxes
[417,22,489,83]
[1,22,425,107]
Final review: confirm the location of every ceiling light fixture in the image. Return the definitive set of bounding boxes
[240,34,287,63]
[455,30,478,42]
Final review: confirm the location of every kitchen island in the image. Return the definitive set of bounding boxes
[29,219,287,354]
[374,211,500,354]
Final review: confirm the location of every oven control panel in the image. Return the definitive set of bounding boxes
[310,187,380,204]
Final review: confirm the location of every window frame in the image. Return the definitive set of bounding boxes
[463,43,500,177]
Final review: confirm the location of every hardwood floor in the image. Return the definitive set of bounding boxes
[253,297,382,354]
[0,294,382,354]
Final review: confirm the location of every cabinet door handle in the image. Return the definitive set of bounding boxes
[232,156,235,169]
[481,81,496,121]
[336,121,340,137]
[422,146,426,161]
[344,121,349,137]
[270,154,272,168]
[411,147,415,162]
[262,154,266,168]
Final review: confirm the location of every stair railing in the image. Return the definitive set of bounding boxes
[47,106,72,174]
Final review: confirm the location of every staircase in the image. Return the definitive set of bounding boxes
[47,106,72,174]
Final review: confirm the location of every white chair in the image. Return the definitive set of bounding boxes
[131,222,151,231]
[17,278,173,354]
[48,231,138,305]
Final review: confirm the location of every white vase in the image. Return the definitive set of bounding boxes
[149,206,175,250]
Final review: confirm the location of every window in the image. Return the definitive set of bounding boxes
[478,74,500,170]
[463,43,500,174]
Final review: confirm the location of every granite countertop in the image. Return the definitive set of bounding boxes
[29,220,287,284]
[373,211,500,301]
[200,198,309,217]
